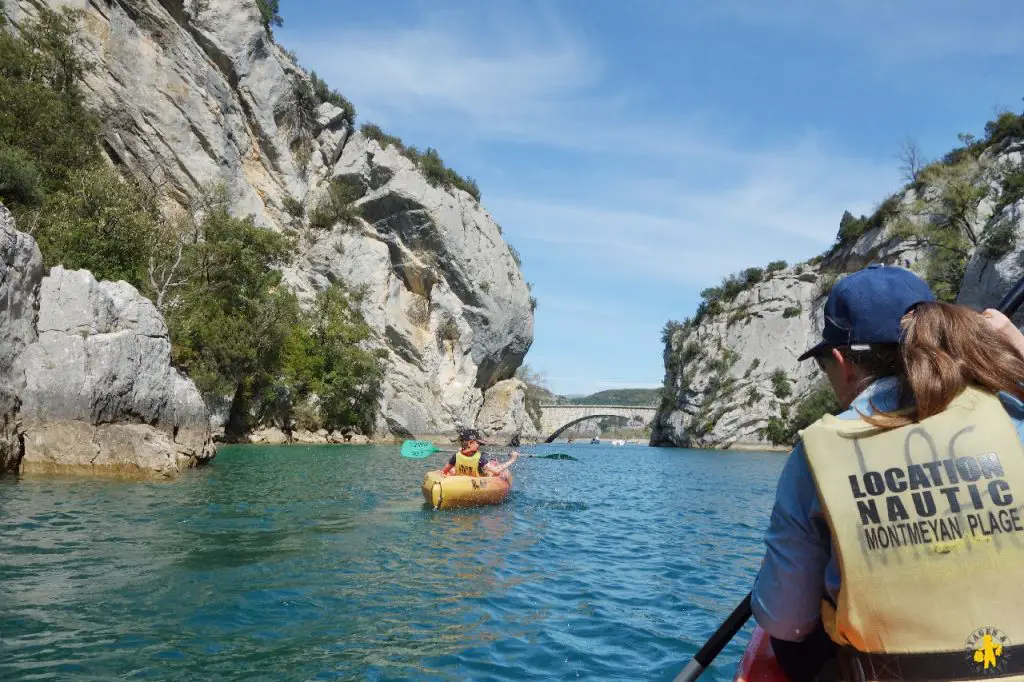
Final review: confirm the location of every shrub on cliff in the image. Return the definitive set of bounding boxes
[770,368,792,399]
[256,0,282,35]
[0,6,99,207]
[763,380,840,446]
[358,123,482,201]
[34,165,161,287]
[309,176,364,229]
[984,111,1024,151]
[310,71,356,124]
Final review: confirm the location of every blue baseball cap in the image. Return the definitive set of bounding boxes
[797,265,935,361]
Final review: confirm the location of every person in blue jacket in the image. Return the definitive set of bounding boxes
[751,266,1024,682]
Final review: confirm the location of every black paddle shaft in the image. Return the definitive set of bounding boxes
[997,277,1024,318]
[673,273,1024,682]
[701,593,752,665]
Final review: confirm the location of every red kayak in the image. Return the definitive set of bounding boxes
[733,626,786,682]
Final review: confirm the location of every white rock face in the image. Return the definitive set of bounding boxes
[476,379,540,443]
[652,269,825,448]
[958,197,1024,322]
[0,204,44,472]
[284,134,534,435]
[16,267,214,477]
[7,0,535,437]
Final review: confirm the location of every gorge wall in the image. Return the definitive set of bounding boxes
[654,120,1024,449]
[4,0,535,442]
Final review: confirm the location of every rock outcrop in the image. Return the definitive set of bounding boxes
[476,379,540,443]
[655,133,1024,449]
[5,0,535,438]
[652,269,823,448]
[15,266,214,477]
[0,206,214,477]
[283,134,534,436]
[0,204,43,473]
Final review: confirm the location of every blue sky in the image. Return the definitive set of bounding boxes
[277,0,1024,396]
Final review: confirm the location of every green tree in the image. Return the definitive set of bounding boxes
[0,6,99,207]
[34,164,160,287]
[255,0,282,34]
[275,285,386,434]
[167,193,298,439]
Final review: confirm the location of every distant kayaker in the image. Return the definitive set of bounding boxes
[751,265,1024,682]
[441,429,519,477]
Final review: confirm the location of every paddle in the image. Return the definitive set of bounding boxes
[400,440,578,461]
[399,440,455,459]
[672,273,1024,682]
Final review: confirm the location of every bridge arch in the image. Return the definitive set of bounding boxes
[538,404,658,443]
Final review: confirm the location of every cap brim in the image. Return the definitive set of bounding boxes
[797,341,829,362]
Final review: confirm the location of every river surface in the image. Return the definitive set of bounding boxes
[0,443,785,681]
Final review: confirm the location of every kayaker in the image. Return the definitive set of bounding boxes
[751,265,1024,682]
[441,429,519,477]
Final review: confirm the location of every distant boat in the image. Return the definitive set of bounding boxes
[590,437,600,444]
[612,439,625,446]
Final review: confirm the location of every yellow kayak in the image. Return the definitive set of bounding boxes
[421,470,512,510]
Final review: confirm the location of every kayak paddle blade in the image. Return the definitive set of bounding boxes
[400,440,441,459]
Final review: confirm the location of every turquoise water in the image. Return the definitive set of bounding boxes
[0,443,785,681]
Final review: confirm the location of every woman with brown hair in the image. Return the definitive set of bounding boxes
[751,265,1024,682]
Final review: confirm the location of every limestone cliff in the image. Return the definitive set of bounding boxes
[0,204,41,473]
[654,124,1024,449]
[5,0,535,440]
[0,206,214,476]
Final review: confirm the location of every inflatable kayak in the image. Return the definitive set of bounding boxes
[734,626,785,682]
[421,470,512,510]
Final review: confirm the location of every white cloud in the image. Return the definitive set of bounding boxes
[490,143,897,286]
[279,13,600,142]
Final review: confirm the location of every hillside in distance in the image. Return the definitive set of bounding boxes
[567,388,660,406]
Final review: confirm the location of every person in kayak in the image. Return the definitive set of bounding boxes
[441,429,519,477]
[751,265,1024,682]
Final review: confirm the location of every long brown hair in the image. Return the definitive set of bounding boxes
[863,301,1024,428]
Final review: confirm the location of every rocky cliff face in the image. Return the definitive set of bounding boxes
[6,0,535,440]
[282,134,533,437]
[0,204,42,472]
[655,134,1024,449]
[652,268,823,448]
[0,207,213,476]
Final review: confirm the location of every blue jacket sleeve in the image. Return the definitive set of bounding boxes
[751,442,832,642]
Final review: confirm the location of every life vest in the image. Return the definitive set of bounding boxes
[454,450,482,477]
[801,386,1024,681]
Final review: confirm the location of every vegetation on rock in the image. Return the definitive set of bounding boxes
[0,7,385,439]
[515,365,548,431]
[256,0,283,35]
[762,380,840,446]
[360,123,481,201]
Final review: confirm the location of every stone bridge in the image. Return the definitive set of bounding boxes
[539,405,659,443]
